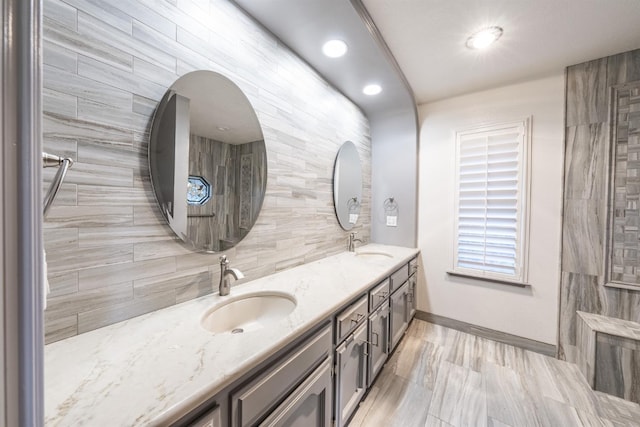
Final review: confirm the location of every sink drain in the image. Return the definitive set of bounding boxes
[231,328,244,334]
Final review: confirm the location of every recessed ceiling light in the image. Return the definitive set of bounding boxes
[363,84,382,96]
[466,26,503,50]
[322,39,348,58]
[217,126,230,132]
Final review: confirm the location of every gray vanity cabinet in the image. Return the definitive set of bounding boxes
[367,303,389,387]
[259,358,332,427]
[390,282,409,351]
[335,322,368,427]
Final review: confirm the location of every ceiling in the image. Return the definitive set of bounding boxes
[233,0,415,119]
[233,0,640,112]
[361,0,640,104]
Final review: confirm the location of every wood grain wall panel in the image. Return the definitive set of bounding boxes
[560,49,640,396]
[565,58,609,127]
[42,0,371,342]
[558,272,604,361]
[564,124,607,200]
[561,199,604,276]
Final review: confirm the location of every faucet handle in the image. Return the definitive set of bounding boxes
[219,255,228,266]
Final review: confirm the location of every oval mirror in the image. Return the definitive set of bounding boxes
[333,141,362,231]
[149,70,267,252]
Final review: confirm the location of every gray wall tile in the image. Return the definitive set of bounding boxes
[45,315,78,343]
[77,290,176,334]
[43,0,371,343]
[44,0,77,31]
[61,0,133,34]
[77,257,177,288]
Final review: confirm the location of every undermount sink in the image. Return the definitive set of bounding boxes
[354,250,393,259]
[200,291,297,334]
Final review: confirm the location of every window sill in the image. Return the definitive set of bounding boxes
[446,271,531,288]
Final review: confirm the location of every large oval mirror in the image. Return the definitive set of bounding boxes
[333,141,362,231]
[149,70,267,252]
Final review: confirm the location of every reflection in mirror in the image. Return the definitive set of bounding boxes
[333,141,362,231]
[149,70,267,252]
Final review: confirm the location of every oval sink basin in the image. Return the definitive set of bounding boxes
[355,251,393,259]
[200,292,297,334]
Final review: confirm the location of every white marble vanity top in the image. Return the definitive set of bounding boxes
[45,244,418,426]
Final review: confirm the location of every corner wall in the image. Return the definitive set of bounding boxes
[417,75,565,345]
[42,0,371,343]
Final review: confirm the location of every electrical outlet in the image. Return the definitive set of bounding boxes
[386,215,397,227]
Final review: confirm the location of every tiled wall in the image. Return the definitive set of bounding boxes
[559,49,640,361]
[42,0,371,344]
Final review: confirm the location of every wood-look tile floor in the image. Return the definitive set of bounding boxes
[351,320,640,427]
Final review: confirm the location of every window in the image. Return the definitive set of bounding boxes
[453,119,530,284]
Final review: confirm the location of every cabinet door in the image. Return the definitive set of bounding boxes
[368,304,389,387]
[259,358,332,427]
[335,322,367,427]
[188,405,221,427]
[408,274,417,320]
[390,282,409,351]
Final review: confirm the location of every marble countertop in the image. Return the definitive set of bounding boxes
[45,244,419,426]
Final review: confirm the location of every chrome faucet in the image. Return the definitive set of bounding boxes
[219,255,244,296]
[348,232,364,252]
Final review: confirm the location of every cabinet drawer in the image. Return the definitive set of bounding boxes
[368,279,389,311]
[390,264,409,292]
[409,257,418,275]
[336,295,368,343]
[231,325,332,427]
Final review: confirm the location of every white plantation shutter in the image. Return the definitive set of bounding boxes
[454,120,529,282]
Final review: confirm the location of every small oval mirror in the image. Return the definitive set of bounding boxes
[333,141,362,230]
[149,70,267,252]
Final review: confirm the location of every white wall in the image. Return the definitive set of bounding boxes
[371,108,418,247]
[417,74,564,345]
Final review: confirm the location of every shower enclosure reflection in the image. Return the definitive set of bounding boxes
[149,70,267,252]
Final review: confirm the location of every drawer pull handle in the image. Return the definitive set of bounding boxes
[350,313,365,325]
[371,332,379,347]
[377,292,388,299]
